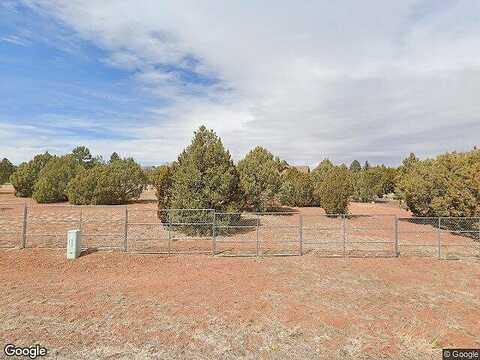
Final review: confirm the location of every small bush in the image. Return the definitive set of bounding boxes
[278,168,314,207]
[10,152,53,197]
[33,155,83,203]
[237,146,282,211]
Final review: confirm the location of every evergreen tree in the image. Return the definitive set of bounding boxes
[237,146,282,211]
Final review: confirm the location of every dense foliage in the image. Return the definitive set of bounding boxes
[169,126,242,212]
[313,166,353,214]
[33,155,83,203]
[148,165,173,210]
[396,150,480,217]
[0,158,15,185]
[67,158,146,205]
[278,168,314,207]
[10,152,53,197]
[351,166,397,202]
[310,159,335,206]
[237,146,283,211]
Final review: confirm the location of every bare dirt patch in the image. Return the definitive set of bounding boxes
[0,250,479,359]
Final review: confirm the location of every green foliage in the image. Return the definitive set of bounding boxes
[349,160,361,172]
[237,146,282,211]
[10,152,53,197]
[310,159,335,205]
[397,150,480,217]
[67,158,147,205]
[169,126,242,212]
[352,170,377,202]
[72,146,93,167]
[65,167,99,205]
[278,168,313,207]
[109,152,121,163]
[0,158,15,185]
[33,155,83,203]
[148,165,173,210]
[352,166,397,202]
[314,166,353,214]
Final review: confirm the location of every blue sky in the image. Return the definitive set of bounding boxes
[1,1,480,166]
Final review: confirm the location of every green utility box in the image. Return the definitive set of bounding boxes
[67,229,81,259]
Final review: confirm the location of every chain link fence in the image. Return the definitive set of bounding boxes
[0,204,479,259]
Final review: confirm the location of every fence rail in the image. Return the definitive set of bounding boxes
[0,204,479,259]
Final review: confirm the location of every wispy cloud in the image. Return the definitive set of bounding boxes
[0,35,29,46]
[1,0,479,166]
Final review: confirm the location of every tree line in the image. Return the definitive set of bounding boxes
[1,126,479,219]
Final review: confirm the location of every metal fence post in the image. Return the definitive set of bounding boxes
[212,211,216,256]
[394,216,399,257]
[478,217,480,242]
[79,207,83,233]
[299,214,303,256]
[256,214,260,257]
[124,206,128,252]
[342,214,347,258]
[437,217,441,259]
[21,204,27,249]
[168,211,171,256]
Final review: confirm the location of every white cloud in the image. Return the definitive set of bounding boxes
[9,0,480,166]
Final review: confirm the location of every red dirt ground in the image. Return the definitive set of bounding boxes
[0,250,479,359]
[1,186,480,358]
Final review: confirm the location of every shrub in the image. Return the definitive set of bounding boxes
[10,152,53,197]
[237,146,282,211]
[278,168,314,207]
[397,150,480,217]
[349,160,361,172]
[0,158,15,185]
[148,165,173,210]
[109,152,121,163]
[170,126,242,212]
[352,170,377,202]
[33,155,83,203]
[310,159,335,205]
[67,159,146,205]
[351,166,398,202]
[314,166,353,214]
[66,167,99,205]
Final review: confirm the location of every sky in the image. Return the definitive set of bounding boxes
[1,0,480,167]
